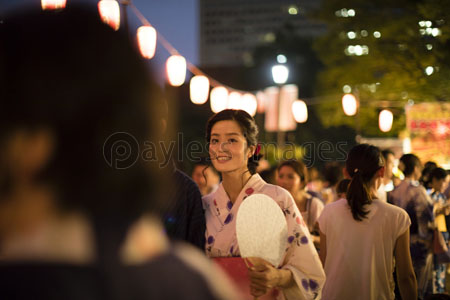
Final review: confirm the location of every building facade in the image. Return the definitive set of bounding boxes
[199,0,325,67]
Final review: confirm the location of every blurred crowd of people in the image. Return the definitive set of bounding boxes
[2,3,450,300]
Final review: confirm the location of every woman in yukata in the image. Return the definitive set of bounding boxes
[202,109,325,300]
[276,160,324,248]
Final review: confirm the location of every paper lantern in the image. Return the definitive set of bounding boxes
[379,109,393,132]
[190,75,210,105]
[137,26,157,59]
[98,0,120,31]
[241,93,257,116]
[166,55,186,87]
[227,92,242,110]
[210,87,228,113]
[342,93,358,116]
[292,100,308,123]
[41,0,66,10]
[256,91,266,113]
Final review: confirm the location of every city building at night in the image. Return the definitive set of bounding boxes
[199,0,326,67]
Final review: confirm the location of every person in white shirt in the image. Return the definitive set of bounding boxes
[318,144,417,300]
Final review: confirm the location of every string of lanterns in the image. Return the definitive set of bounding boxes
[41,0,394,133]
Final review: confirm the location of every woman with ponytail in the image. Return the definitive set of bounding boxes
[203,109,325,300]
[318,144,417,300]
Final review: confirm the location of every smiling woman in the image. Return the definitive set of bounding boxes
[202,109,325,300]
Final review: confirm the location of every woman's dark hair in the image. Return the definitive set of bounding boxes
[420,162,438,188]
[346,144,384,221]
[206,109,261,174]
[277,160,308,189]
[337,179,351,195]
[323,162,344,187]
[399,154,422,177]
[429,167,448,182]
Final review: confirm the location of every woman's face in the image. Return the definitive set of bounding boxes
[208,120,254,174]
[276,165,301,195]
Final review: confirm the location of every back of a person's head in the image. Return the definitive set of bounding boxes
[322,162,343,187]
[399,153,421,177]
[346,144,384,221]
[0,4,165,254]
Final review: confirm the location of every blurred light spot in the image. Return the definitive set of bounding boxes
[348,9,355,17]
[426,44,433,50]
[362,45,369,55]
[425,66,434,75]
[398,44,407,51]
[288,6,298,15]
[431,28,441,36]
[264,32,275,42]
[277,54,287,63]
[343,85,352,93]
[373,31,381,38]
[347,31,356,39]
[361,30,368,37]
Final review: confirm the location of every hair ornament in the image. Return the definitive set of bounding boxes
[255,143,261,155]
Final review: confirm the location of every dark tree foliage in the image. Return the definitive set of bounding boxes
[312,0,450,137]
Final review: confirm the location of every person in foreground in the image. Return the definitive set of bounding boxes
[203,109,325,300]
[0,4,237,300]
[318,144,417,300]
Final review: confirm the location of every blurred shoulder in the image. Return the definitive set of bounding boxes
[260,182,292,200]
[376,200,409,217]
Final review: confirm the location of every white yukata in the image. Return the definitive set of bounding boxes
[203,174,325,300]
